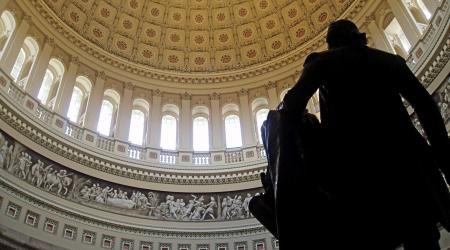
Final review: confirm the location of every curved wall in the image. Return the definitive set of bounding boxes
[0,0,448,249]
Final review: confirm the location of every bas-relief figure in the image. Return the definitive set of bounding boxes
[0,130,259,222]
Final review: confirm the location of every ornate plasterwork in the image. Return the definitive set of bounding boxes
[0,178,267,238]
[0,128,262,222]
[24,0,371,85]
[0,96,265,185]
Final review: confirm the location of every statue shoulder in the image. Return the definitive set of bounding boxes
[304,52,321,66]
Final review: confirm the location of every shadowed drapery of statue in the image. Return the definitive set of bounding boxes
[250,20,450,250]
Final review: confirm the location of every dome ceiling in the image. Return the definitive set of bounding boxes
[44,0,354,73]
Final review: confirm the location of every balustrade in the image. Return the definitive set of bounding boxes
[65,122,82,140]
[160,151,177,164]
[225,150,244,163]
[193,152,210,165]
[0,1,446,168]
[7,83,25,105]
[128,145,146,160]
[35,106,53,124]
[16,76,28,89]
[96,137,114,152]
[256,146,266,159]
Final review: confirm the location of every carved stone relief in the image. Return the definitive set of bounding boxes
[0,129,262,222]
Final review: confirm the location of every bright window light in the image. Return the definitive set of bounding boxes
[256,109,269,144]
[37,69,54,104]
[97,100,114,136]
[67,87,83,123]
[128,109,145,145]
[11,48,25,82]
[193,116,209,151]
[160,115,177,150]
[225,114,242,148]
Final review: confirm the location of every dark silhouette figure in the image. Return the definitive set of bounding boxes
[277,20,450,249]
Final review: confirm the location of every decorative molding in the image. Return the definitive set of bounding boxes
[0,178,268,238]
[24,0,370,85]
[0,93,266,185]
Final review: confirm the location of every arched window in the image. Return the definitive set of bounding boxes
[384,17,411,56]
[37,69,53,104]
[255,109,269,144]
[193,117,209,151]
[36,59,65,107]
[67,86,84,123]
[416,0,431,20]
[10,48,25,82]
[160,115,177,150]
[11,37,39,87]
[225,115,243,148]
[128,109,145,145]
[97,100,114,136]
[0,11,16,55]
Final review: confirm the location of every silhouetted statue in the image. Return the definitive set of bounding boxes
[252,20,450,250]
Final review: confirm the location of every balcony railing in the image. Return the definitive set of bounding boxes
[0,1,447,167]
[0,72,269,167]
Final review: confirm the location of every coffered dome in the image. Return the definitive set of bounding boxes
[44,0,353,73]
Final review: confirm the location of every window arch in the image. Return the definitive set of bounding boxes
[128,109,145,145]
[251,97,269,144]
[383,15,411,57]
[37,58,65,107]
[67,86,84,123]
[224,114,243,148]
[160,104,179,150]
[97,100,114,136]
[415,0,431,20]
[160,114,177,150]
[10,37,39,86]
[68,76,92,124]
[401,0,430,31]
[37,69,54,104]
[192,105,210,151]
[128,98,150,145]
[193,116,209,151]
[10,48,25,82]
[96,89,120,137]
[0,11,16,55]
[255,109,269,144]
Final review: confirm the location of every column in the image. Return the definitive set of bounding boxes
[84,71,105,131]
[148,90,162,148]
[0,15,30,73]
[0,0,10,16]
[115,82,133,141]
[179,92,192,151]
[54,56,79,115]
[25,36,55,97]
[266,82,279,109]
[238,89,256,147]
[210,93,224,150]
[366,18,393,53]
[387,0,421,45]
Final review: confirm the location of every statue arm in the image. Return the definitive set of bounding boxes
[283,53,321,113]
[395,56,450,174]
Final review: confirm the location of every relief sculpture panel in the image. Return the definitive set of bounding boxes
[0,130,262,222]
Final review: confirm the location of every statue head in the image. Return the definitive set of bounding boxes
[326,19,367,49]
